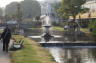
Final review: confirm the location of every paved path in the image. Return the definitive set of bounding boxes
[0,40,11,63]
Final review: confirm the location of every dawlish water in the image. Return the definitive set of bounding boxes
[26,29,96,63]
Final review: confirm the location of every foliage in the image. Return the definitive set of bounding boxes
[5,2,19,18]
[20,0,41,18]
[57,0,88,20]
[5,0,41,19]
[0,8,3,16]
[16,3,22,21]
[52,2,69,19]
[89,20,96,36]
[57,7,69,19]
[4,15,11,21]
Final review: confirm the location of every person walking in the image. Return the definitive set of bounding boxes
[0,25,11,52]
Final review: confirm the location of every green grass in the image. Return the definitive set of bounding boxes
[53,27,64,31]
[28,27,64,31]
[28,28,42,30]
[80,28,93,36]
[0,30,3,33]
[11,35,55,63]
[80,28,90,33]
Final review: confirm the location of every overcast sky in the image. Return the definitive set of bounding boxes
[0,0,45,8]
[0,0,23,7]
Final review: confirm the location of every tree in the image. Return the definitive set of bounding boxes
[0,8,3,16]
[50,2,68,19]
[5,2,19,18]
[4,15,11,21]
[20,0,41,18]
[16,3,22,22]
[5,0,41,19]
[58,0,88,21]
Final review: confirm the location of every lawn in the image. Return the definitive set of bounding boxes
[28,28,42,30]
[28,26,64,31]
[11,35,56,63]
[53,27,64,31]
[0,29,3,33]
[80,28,90,33]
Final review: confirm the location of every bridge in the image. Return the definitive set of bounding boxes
[39,42,96,48]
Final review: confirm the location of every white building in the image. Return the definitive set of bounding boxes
[79,0,96,18]
[84,0,96,12]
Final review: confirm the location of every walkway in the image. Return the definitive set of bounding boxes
[0,40,11,63]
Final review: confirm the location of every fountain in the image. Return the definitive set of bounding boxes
[41,15,54,42]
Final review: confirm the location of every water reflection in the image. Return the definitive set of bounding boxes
[46,47,65,63]
[46,47,96,63]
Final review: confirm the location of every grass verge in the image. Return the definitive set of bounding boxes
[28,27,64,31]
[28,28,42,30]
[80,28,92,36]
[80,28,90,33]
[10,35,56,63]
[53,27,64,31]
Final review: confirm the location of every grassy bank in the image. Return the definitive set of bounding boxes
[11,35,56,63]
[28,28,42,30]
[80,28,92,36]
[28,26,64,31]
[53,27,64,31]
[80,28,90,33]
[0,29,3,33]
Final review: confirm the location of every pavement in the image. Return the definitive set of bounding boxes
[0,40,11,63]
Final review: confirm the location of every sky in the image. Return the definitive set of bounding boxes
[0,0,44,8]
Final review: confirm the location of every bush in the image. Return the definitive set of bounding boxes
[89,20,96,36]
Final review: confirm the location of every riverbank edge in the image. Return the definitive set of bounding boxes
[10,35,56,63]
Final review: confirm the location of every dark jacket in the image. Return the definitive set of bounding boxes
[1,27,11,42]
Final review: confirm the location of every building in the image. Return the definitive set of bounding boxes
[80,0,96,19]
[69,0,96,19]
[84,0,96,12]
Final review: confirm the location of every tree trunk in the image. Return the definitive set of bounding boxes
[72,15,76,32]
[73,15,76,22]
[73,15,80,32]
